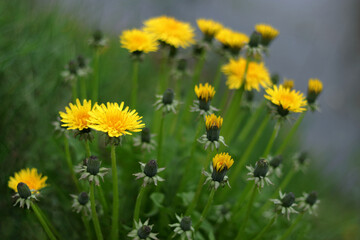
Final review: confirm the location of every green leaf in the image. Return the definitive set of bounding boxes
[150,192,164,208]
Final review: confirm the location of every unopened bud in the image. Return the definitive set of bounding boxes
[162,89,174,105]
[87,156,100,175]
[180,216,192,231]
[144,160,158,178]
[281,192,295,208]
[17,182,31,199]
[254,159,269,178]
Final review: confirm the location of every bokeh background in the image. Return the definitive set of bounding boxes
[1,0,359,239]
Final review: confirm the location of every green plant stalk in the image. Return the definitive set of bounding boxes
[252,215,277,240]
[92,51,100,102]
[185,149,213,216]
[133,186,146,224]
[31,202,57,240]
[230,115,270,183]
[275,112,306,155]
[72,81,78,103]
[235,184,258,240]
[181,51,206,124]
[80,76,87,99]
[227,109,247,145]
[82,214,93,240]
[131,60,139,108]
[90,181,104,240]
[36,205,61,239]
[157,113,165,166]
[64,135,80,191]
[236,100,266,145]
[212,59,224,94]
[279,213,304,240]
[230,181,252,219]
[262,121,281,157]
[195,188,216,230]
[258,168,296,214]
[85,140,91,158]
[158,49,170,93]
[110,145,119,240]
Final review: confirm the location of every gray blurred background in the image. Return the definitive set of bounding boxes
[36,0,360,194]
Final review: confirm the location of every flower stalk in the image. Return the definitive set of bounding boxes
[262,121,281,157]
[195,188,216,231]
[64,135,80,191]
[131,60,139,108]
[252,215,277,240]
[157,113,165,166]
[110,145,119,240]
[90,181,104,240]
[30,202,57,240]
[278,213,304,240]
[92,51,100,102]
[133,186,146,224]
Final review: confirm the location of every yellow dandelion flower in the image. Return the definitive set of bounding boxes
[308,78,323,94]
[120,29,158,53]
[195,83,216,101]
[213,153,234,172]
[222,58,272,91]
[282,79,294,90]
[197,18,223,37]
[8,168,48,193]
[255,23,279,44]
[143,16,195,48]
[215,28,249,50]
[88,102,145,138]
[205,114,223,130]
[59,99,93,131]
[265,85,307,113]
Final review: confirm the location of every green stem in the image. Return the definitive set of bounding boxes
[98,185,108,213]
[235,184,257,240]
[31,202,57,240]
[133,186,146,224]
[157,113,165,166]
[230,181,252,219]
[131,60,139,108]
[186,150,213,216]
[237,100,266,145]
[212,59,223,93]
[262,121,281,157]
[90,181,104,240]
[278,213,304,240]
[72,81,78,103]
[36,206,60,239]
[230,115,270,182]
[82,214,93,240]
[195,188,216,230]
[92,51,100,102]
[251,215,277,240]
[158,49,170,93]
[258,168,296,214]
[275,112,306,155]
[85,140,91,158]
[110,145,119,240]
[64,135,80,191]
[80,76,87,99]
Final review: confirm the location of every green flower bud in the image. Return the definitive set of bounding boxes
[77,55,86,68]
[298,152,308,165]
[270,155,283,169]
[78,192,89,205]
[93,30,103,42]
[271,73,280,85]
[254,159,269,178]
[87,156,100,175]
[306,191,318,206]
[212,166,228,182]
[144,160,158,178]
[162,89,175,105]
[193,43,205,57]
[207,126,220,142]
[277,105,289,117]
[199,98,211,111]
[176,58,187,72]
[137,225,151,239]
[249,31,262,48]
[180,216,192,231]
[141,128,151,143]
[68,60,78,74]
[17,182,31,199]
[281,192,295,208]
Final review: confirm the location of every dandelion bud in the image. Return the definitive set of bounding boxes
[137,225,151,239]
[141,128,151,143]
[298,152,308,165]
[176,58,187,72]
[17,182,31,199]
[253,159,269,178]
[248,31,262,48]
[212,166,228,182]
[270,155,283,169]
[87,156,100,175]
[193,43,205,56]
[93,30,103,42]
[307,78,323,104]
[281,192,296,208]
[68,60,78,74]
[271,73,280,85]
[77,55,86,68]
[78,192,89,205]
[144,160,158,178]
[180,216,192,231]
[305,191,318,206]
[162,89,174,105]
[207,126,220,142]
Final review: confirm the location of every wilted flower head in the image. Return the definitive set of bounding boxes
[297,191,320,215]
[222,58,272,91]
[120,29,159,55]
[8,168,48,209]
[133,128,157,152]
[270,191,298,220]
[203,153,234,189]
[169,214,194,240]
[294,151,310,171]
[255,23,279,47]
[246,159,273,189]
[77,156,109,186]
[133,160,165,187]
[144,16,195,48]
[265,85,307,117]
[70,192,91,215]
[268,155,283,178]
[154,88,180,113]
[128,219,158,240]
[61,59,79,82]
[197,19,223,42]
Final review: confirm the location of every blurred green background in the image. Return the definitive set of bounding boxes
[1,0,359,239]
